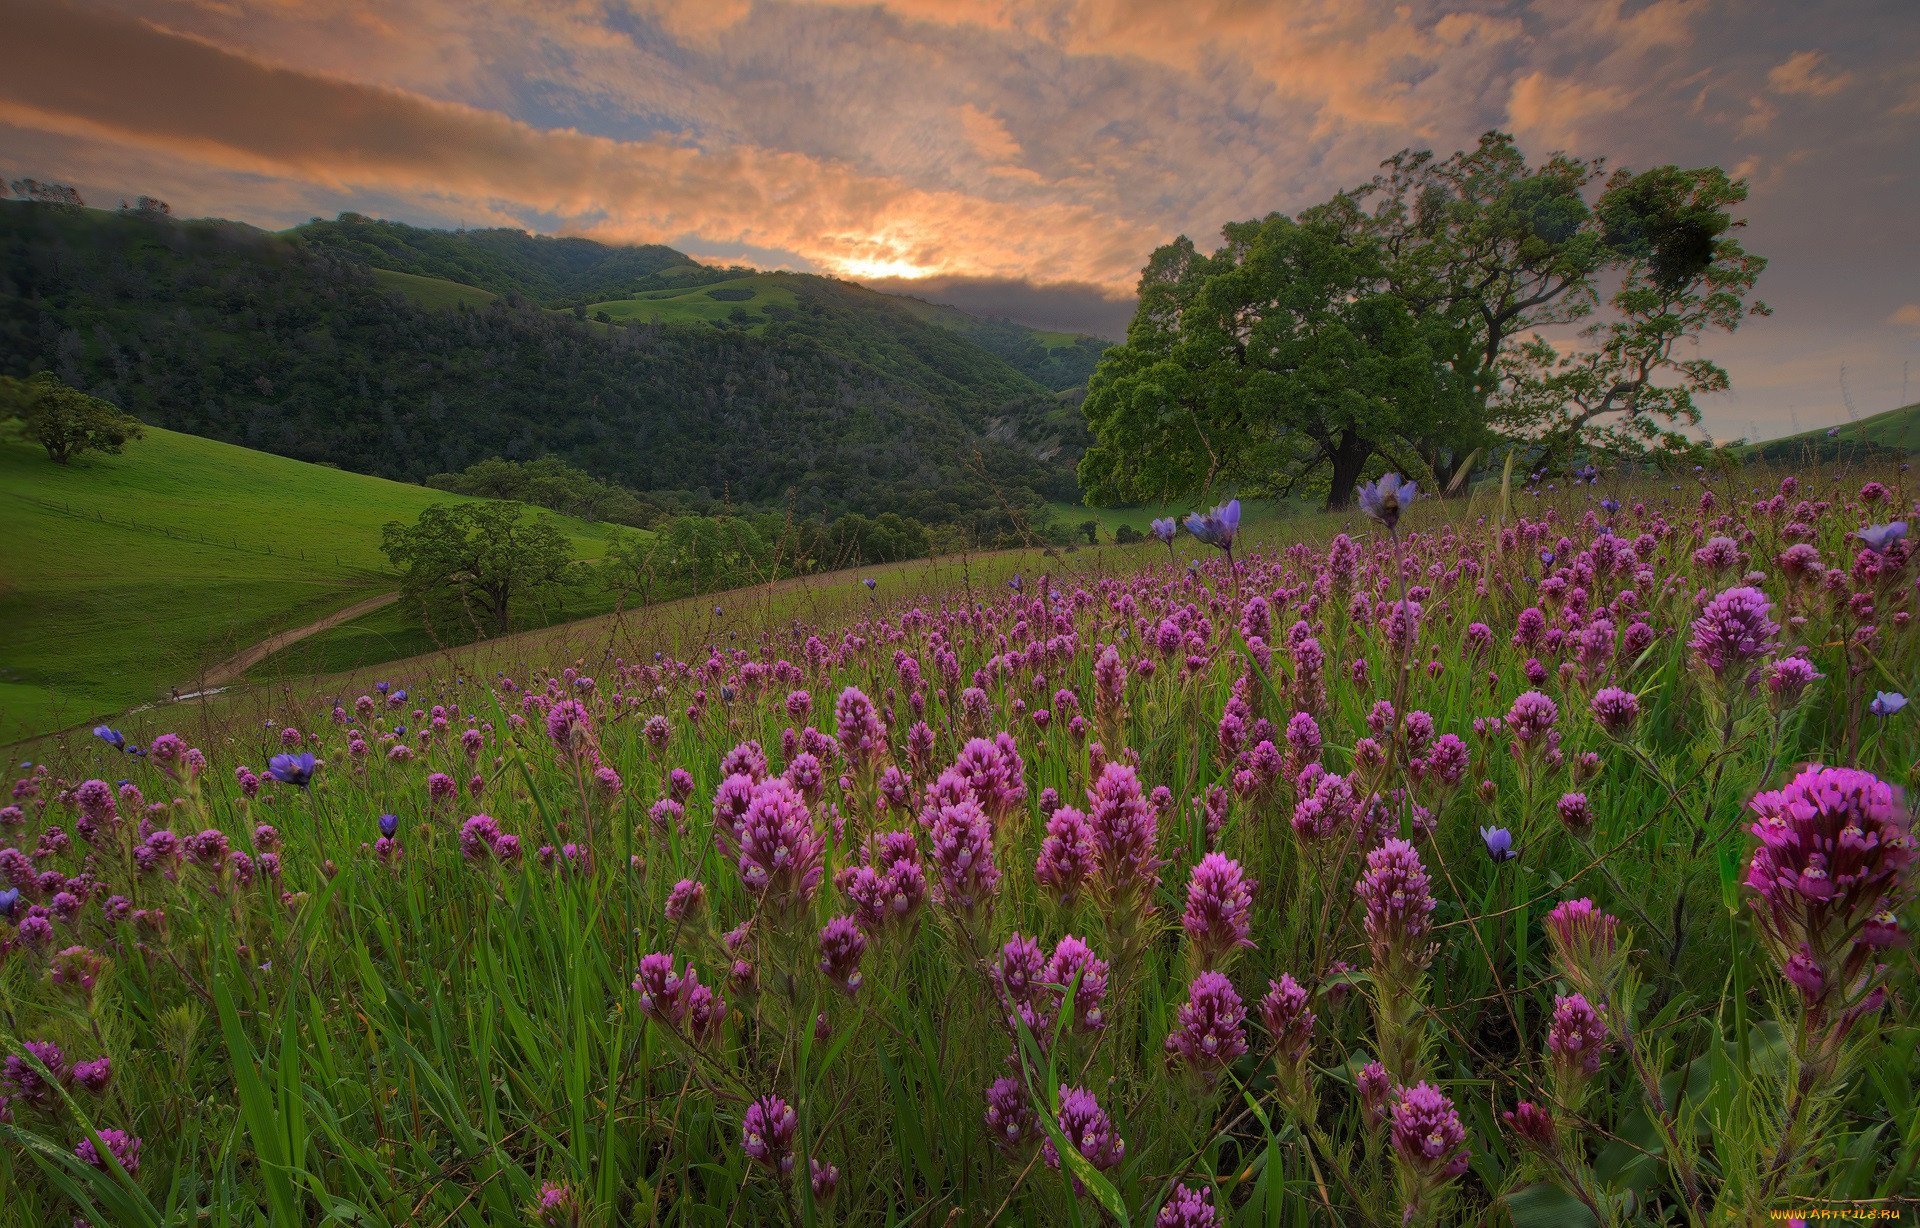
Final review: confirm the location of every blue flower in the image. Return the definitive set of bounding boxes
[1357,474,1416,530]
[863,577,876,590]
[1540,550,1555,567]
[1600,497,1621,514]
[378,813,399,838]
[1183,499,1241,551]
[1869,691,1907,717]
[1480,826,1516,863]
[375,681,390,695]
[1150,516,1177,544]
[93,726,127,751]
[0,887,18,917]
[267,752,316,788]
[391,689,408,703]
[1008,575,1023,592]
[1856,521,1908,554]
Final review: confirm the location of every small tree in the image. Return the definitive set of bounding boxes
[3,373,144,464]
[381,502,582,637]
[1079,519,1099,546]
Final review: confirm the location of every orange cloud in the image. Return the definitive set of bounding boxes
[0,0,1161,290]
[1890,304,1920,330]
[1766,49,1853,97]
[1506,71,1633,149]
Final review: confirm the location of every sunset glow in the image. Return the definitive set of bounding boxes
[0,0,1914,426]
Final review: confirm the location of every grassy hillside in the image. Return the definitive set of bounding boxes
[0,425,619,742]
[586,273,799,332]
[1740,401,1920,463]
[370,267,496,310]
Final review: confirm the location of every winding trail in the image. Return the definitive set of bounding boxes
[194,591,400,689]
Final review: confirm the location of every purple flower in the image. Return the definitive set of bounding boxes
[1085,762,1162,900]
[1589,686,1641,733]
[1164,970,1248,1077]
[1183,499,1241,551]
[1181,853,1255,965]
[632,952,692,1024]
[1544,898,1622,995]
[810,1157,840,1201]
[742,1094,798,1176]
[266,752,315,787]
[72,1056,112,1092]
[92,726,127,751]
[1356,839,1436,977]
[1388,1082,1470,1180]
[816,916,867,994]
[984,1075,1040,1152]
[1480,826,1516,862]
[1869,691,1907,717]
[1556,792,1593,835]
[951,733,1028,823]
[1046,936,1111,1033]
[1855,521,1908,553]
[1745,766,1914,1017]
[1357,1060,1393,1128]
[928,797,999,915]
[1257,974,1315,1070]
[1689,585,1779,677]
[1506,691,1559,748]
[532,1182,579,1227]
[1357,473,1417,530]
[1155,1183,1220,1228]
[75,1127,141,1176]
[834,686,887,774]
[1547,992,1611,1079]
[665,878,707,923]
[1042,1085,1124,1191]
[1503,1100,1557,1149]
[1150,516,1177,544]
[1035,806,1097,904]
[735,778,824,907]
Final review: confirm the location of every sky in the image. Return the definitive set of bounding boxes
[1,0,1916,440]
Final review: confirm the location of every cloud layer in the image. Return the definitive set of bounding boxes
[1,0,1916,430]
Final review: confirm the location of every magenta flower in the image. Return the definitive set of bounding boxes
[1356,1059,1393,1128]
[984,1075,1040,1153]
[1046,935,1111,1034]
[1502,1100,1557,1149]
[1589,686,1641,733]
[1181,853,1255,966]
[834,686,887,774]
[951,733,1028,823]
[1689,585,1779,678]
[75,1127,141,1176]
[1505,691,1559,749]
[735,777,824,907]
[1388,1082,1470,1179]
[1035,806,1097,904]
[1155,1183,1220,1228]
[1257,974,1315,1070]
[1745,766,1913,1022]
[1086,762,1163,898]
[742,1094,797,1176]
[1164,969,1248,1077]
[544,699,593,755]
[927,797,999,915]
[1546,992,1611,1079]
[1355,839,1437,977]
[817,916,867,994]
[1543,898,1622,998]
[1042,1085,1125,1192]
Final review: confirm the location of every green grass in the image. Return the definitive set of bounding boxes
[584,274,800,331]
[370,267,498,310]
[0,427,620,742]
[1739,401,1920,460]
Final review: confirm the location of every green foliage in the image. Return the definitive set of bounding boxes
[381,502,585,637]
[2,372,144,464]
[427,456,661,528]
[1079,215,1475,509]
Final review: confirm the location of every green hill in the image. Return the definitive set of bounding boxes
[1739,402,1920,463]
[298,215,1110,392]
[0,425,619,742]
[1,201,1076,536]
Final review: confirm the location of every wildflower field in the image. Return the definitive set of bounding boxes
[2,464,1916,1227]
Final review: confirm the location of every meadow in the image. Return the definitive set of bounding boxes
[0,426,621,743]
[1,461,1915,1227]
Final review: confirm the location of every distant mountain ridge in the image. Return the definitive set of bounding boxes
[292,214,1109,393]
[0,201,1095,537]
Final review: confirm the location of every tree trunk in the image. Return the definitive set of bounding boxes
[1324,435,1372,510]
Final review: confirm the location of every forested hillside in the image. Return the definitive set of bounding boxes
[0,202,1081,537]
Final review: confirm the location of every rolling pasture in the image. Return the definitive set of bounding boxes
[2,461,1914,1226]
[0,427,619,743]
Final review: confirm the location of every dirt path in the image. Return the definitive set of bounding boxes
[194,591,400,689]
